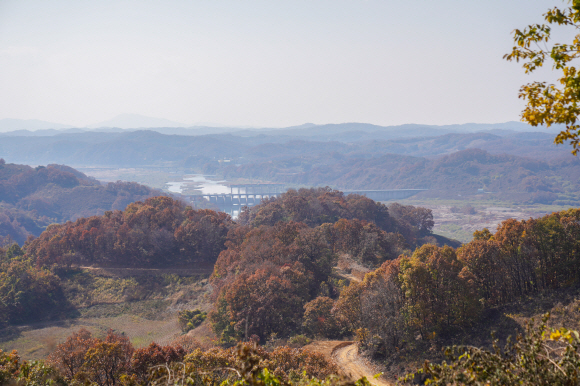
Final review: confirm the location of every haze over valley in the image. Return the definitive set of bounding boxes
[2,0,580,385]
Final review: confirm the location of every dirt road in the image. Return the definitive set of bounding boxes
[304,341,391,386]
[332,343,392,386]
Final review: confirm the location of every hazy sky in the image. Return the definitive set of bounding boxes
[0,0,573,127]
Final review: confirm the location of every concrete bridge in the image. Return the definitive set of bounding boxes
[190,184,286,207]
[190,185,427,212]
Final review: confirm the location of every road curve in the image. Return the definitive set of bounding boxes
[332,343,392,386]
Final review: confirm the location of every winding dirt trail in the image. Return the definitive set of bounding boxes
[332,343,392,386]
[304,341,392,386]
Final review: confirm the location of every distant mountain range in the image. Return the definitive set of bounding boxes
[0,114,564,139]
[0,121,577,207]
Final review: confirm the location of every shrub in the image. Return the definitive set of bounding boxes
[48,328,133,385]
[400,314,580,385]
[302,297,341,338]
[0,349,66,385]
[0,258,66,326]
[178,309,207,332]
[150,343,342,385]
[131,342,186,384]
[48,328,97,379]
[288,334,312,347]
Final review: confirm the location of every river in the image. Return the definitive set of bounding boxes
[166,175,230,195]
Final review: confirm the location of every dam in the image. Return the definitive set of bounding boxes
[190,184,427,215]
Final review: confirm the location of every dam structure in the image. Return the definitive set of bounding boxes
[191,184,287,207]
[191,185,427,216]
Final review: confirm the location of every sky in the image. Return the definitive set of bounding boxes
[0,0,574,128]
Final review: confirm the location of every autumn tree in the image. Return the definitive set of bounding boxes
[0,258,65,325]
[131,342,186,384]
[400,315,580,385]
[388,203,434,244]
[48,328,133,385]
[334,259,406,357]
[25,196,234,268]
[505,0,580,154]
[239,187,398,233]
[153,343,339,385]
[0,349,66,385]
[210,221,342,342]
[302,297,341,338]
[48,328,98,379]
[457,239,508,305]
[398,245,480,337]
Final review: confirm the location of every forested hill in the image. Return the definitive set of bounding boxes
[1,129,578,206]
[0,160,161,244]
[6,190,445,326]
[0,128,572,168]
[223,149,580,205]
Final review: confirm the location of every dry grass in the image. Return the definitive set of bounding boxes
[0,268,214,360]
[0,314,182,360]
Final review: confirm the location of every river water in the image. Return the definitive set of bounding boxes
[166,175,230,195]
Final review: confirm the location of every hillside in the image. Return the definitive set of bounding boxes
[0,191,439,326]
[0,127,572,168]
[0,160,162,244]
[223,148,580,205]
[0,188,579,385]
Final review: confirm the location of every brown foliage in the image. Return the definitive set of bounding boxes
[178,343,338,384]
[131,342,186,384]
[302,297,341,338]
[239,187,396,232]
[48,328,98,379]
[48,328,134,385]
[210,201,414,342]
[25,196,234,268]
[209,221,336,342]
[0,256,65,325]
[0,162,160,244]
[336,209,580,362]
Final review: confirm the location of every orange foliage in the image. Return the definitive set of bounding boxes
[25,196,233,268]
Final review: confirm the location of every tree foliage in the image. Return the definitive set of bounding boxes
[401,314,580,385]
[238,187,396,233]
[302,297,341,338]
[335,209,580,361]
[150,343,340,385]
[39,332,340,386]
[0,349,66,386]
[505,0,580,154]
[25,196,233,268]
[0,244,66,326]
[48,328,134,385]
[178,309,208,332]
[0,162,160,244]
[209,213,412,343]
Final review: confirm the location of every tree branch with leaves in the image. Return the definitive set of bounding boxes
[505,0,580,155]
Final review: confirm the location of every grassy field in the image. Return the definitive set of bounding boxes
[0,268,213,360]
[394,197,578,243]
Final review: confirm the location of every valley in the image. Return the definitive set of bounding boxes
[0,126,579,385]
